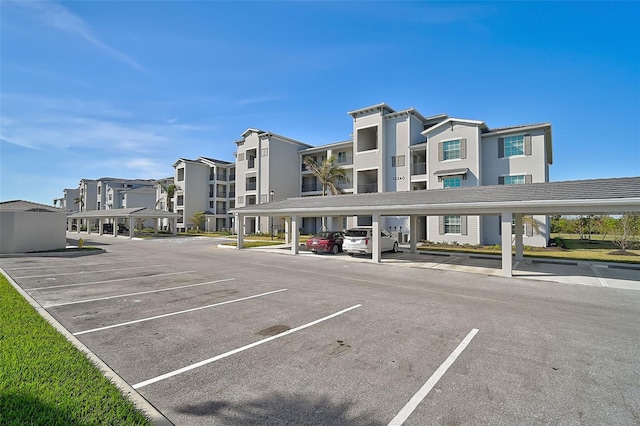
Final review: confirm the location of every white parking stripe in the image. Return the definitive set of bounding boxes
[1,259,142,271]
[44,278,236,308]
[590,264,609,287]
[14,264,164,279]
[73,288,286,336]
[132,304,362,389]
[25,271,195,291]
[388,328,479,426]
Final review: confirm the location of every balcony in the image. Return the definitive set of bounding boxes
[229,191,236,198]
[357,183,378,193]
[301,183,323,192]
[336,156,353,166]
[216,191,227,197]
[411,162,427,175]
[216,174,227,181]
[229,174,236,181]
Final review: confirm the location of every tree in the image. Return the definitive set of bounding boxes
[598,215,617,240]
[303,155,349,196]
[157,182,178,212]
[613,213,640,253]
[189,210,206,231]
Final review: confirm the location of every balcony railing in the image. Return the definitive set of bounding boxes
[336,156,353,165]
[247,159,255,169]
[357,183,378,193]
[411,162,427,175]
[209,175,215,181]
[216,174,227,181]
[229,174,236,181]
[229,191,236,198]
[301,183,323,192]
[208,192,214,198]
[246,183,257,191]
[216,191,227,197]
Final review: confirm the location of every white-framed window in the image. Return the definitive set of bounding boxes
[443,176,462,188]
[337,151,347,163]
[499,135,531,158]
[438,139,467,161]
[499,174,531,185]
[392,155,405,167]
[176,195,184,206]
[444,215,461,234]
[504,135,524,157]
[177,168,185,181]
[177,210,184,223]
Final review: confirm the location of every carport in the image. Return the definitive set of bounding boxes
[231,177,640,277]
[67,207,182,238]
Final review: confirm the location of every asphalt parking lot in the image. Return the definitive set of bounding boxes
[2,233,640,425]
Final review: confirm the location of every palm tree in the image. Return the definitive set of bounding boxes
[303,155,349,196]
[303,155,349,231]
[157,182,178,212]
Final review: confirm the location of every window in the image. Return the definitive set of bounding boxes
[443,177,462,188]
[261,148,268,157]
[177,210,183,223]
[209,201,214,208]
[392,155,405,167]
[337,151,347,163]
[444,215,461,233]
[177,168,185,181]
[438,139,467,161]
[439,215,468,235]
[238,153,244,161]
[499,135,531,158]
[499,174,532,185]
[176,195,184,206]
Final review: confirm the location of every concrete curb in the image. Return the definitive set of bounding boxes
[1,268,174,426]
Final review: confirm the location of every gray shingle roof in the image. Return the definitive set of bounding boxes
[0,200,66,212]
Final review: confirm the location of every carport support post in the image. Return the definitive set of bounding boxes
[291,215,299,255]
[99,218,104,235]
[67,218,72,232]
[372,213,381,263]
[113,218,118,237]
[501,211,513,277]
[514,213,524,261]
[172,218,177,236]
[409,215,418,254]
[236,214,244,249]
[129,217,135,238]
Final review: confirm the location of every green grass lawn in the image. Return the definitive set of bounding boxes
[0,275,152,425]
[418,234,640,264]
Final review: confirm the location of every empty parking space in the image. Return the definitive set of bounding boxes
[3,233,639,425]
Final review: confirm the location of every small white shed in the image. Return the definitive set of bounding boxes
[0,200,68,254]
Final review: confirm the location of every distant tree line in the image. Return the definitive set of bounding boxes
[551,213,640,252]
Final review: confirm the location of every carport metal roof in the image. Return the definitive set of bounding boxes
[231,177,640,217]
[231,177,640,278]
[68,207,181,219]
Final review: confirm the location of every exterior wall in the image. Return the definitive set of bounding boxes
[384,115,411,193]
[175,160,209,231]
[78,180,97,212]
[352,110,385,194]
[235,131,310,234]
[480,128,549,186]
[62,188,80,212]
[0,211,67,254]
[482,214,548,247]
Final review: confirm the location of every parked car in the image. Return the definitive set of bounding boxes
[305,231,344,254]
[342,227,398,256]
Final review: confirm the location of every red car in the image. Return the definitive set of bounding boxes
[305,231,344,254]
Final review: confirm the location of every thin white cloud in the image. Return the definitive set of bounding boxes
[9,0,145,71]
[234,95,283,107]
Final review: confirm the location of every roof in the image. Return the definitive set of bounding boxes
[199,156,233,165]
[482,122,551,136]
[0,200,67,213]
[230,177,640,217]
[68,207,181,219]
[422,118,489,135]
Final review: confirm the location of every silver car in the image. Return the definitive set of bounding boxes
[342,227,398,256]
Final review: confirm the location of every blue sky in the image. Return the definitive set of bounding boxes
[1,1,638,205]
